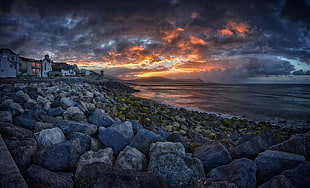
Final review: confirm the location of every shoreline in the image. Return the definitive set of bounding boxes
[1,77,309,187]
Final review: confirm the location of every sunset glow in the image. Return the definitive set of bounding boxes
[1,0,309,83]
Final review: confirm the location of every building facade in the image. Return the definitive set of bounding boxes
[0,49,19,78]
[41,54,52,77]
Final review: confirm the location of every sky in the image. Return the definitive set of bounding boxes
[0,0,310,83]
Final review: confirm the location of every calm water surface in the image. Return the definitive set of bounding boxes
[132,83,310,128]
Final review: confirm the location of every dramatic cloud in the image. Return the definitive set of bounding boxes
[0,0,309,83]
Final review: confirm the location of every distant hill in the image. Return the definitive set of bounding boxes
[128,77,205,83]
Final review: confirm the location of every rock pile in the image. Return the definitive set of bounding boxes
[0,79,309,188]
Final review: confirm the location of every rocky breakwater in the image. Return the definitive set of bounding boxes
[0,78,309,188]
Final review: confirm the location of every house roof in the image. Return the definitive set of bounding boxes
[0,48,17,55]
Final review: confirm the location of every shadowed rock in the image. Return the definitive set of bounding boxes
[75,162,169,188]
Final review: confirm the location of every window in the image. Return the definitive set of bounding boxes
[10,64,13,68]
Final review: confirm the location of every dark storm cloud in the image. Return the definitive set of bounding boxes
[0,0,309,81]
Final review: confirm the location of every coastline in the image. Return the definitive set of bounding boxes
[1,77,309,187]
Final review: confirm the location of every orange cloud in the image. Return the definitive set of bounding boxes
[189,36,208,45]
[128,46,144,52]
[220,29,233,35]
[219,22,250,37]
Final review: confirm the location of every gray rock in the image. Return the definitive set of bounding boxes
[39,114,58,123]
[130,120,143,135]
[33,122,55,132]
[88,111,115,127]
[53,120,97,136]
[5,137,37,171]
[166,133,189,152]
[255,150,305,184]
[281,161,310,188]
[32,138,83,170]
[148,153,194,188]
[258,175,294,188]
[29,106,48,121]
[183,156,205,187]
[111,121,134,139]
[149,141,185,157]
[48,107,65,117]
[98,127,129,155]
[116,146,147,171]
[25,165,74,188]
[232,128,274,159]
[76,148,114,176]
[75,162,169,188]
[35,127,66,149]
[60,97,75,108]
[130,128,165,156]
[63,106,87,121]
[90,137,104,151]
[9,102,24,114]
[0,122,33,139]
[13,112,37,131]
[68,132,91,154]
[207,158,257,188]
[269,134,307,156]
[0,111,12,123]
[193,142,232,172]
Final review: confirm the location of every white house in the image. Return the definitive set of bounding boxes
[41,54,52,77]
[0,48,20,78]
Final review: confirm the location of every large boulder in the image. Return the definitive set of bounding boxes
[193,142,232,172]
[0,111,12,123]
[166,133,189,152]
[98,127,129,155]
[13,112,37,131]
[129,128,165,156]
[269,134,307,156]
[68,132,91,154]
[88,111,115,127]
[281,161,310,188]
[53,120,97,136]
[5,137,37,171]
[47,107,65,117]
[207,158,257,188]
[111,121,134,139]
[148,153,204,188]
[116,146,147,171]
[76,148,114,176]
[34,127,66,149]
[75,162,169,188]
[63,106,87,121]
[24,165,74,188]
[0,122,33,139]
[32,138,83,170]
[232,129,274,159]
[255,150,305,184]
[258,175,294,188]
[149,141,185,157]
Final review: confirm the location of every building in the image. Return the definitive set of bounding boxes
[41,54,53,77]
[0,48,20,78]
[0,48,81,78]
[19,57,42,77]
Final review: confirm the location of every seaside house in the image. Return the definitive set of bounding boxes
[41,54,53,77]
[19,57,42,77]
[0,48,21,78]
[50,63,79,77]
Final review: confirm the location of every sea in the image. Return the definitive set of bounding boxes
[131,82,310,129]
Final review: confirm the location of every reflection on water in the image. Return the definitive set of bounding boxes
[132,82,310,127]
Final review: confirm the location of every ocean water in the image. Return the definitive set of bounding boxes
[131,83,310,129]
